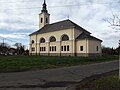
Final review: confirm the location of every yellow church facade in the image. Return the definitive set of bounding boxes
[29,0,102,56]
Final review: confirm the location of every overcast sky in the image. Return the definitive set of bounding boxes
[0,0,120,48]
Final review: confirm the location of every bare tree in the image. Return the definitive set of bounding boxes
[14,43,25,55]
[105,12,120,79]
[105,12,120,30]
[0,43,11,55]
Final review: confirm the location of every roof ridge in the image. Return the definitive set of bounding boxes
[76,32,102,42]
[50,19,70,25]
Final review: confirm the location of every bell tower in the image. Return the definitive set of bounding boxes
[39,0,50,29]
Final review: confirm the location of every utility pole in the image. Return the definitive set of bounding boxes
[3,38,4,46]
[118,40,120,80]
[2,38,5,54]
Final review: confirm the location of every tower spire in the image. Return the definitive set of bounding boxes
[41,0,48,13]
[39,0,50,29]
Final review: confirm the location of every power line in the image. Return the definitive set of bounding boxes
[0,35,29,50]
[0,7,41,10]
[0,36,18,43]
[0,33,30,43]
[0,0,118,4]
[0,1,120,11]
[0,35,29,46]
[0,0,34,3]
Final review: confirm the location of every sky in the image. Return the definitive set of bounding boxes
[0,0,120,49]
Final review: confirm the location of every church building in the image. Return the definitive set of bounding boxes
[29,0,102,56]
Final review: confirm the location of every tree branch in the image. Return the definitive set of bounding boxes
[106,13,120,30]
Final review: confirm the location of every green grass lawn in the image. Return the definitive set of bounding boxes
[0,55,118,72]
[77,71,120,90]
[92,72,120,90]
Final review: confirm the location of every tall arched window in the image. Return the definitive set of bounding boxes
[50,36,56,42]
[61,34,69,41]
[31,40,35,44]
[40,38,45,43]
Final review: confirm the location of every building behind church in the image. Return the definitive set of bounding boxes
[29,0,102,57]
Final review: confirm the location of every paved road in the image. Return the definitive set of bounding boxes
[0,60,118,90]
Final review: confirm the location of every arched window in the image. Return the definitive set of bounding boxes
[31,40,35,44]
[41,18,43,23]
[40,38,45,43]
[50,36,56,42]
[61,34,69,41]
[46,18,48,23]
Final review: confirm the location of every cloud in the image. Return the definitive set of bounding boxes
[0,33,29,39]
[0,0,120,48]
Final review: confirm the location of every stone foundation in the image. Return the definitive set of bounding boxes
[77,53,101,57]
[30,53,101,57]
